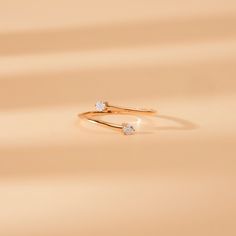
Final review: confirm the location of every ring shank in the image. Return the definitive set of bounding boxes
[79,104,157,133]
[107,103,157,115]
[79,111,123,131]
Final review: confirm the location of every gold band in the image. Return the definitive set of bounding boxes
[79,101,157,135]
[106,103,156,115]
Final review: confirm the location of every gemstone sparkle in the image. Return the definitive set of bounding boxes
[122,123,135,135]
[95,101,106,112]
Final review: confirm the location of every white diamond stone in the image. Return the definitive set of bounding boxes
[122,123,135,135]
[95,101,106,112]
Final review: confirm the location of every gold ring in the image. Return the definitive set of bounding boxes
[79,101,157,135]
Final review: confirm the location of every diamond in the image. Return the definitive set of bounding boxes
[122,123,135,135]
[95,101,106,112]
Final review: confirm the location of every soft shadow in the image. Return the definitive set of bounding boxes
[137,114,198,134]
[154,115,198,131]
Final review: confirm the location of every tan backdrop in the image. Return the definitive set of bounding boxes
[0,0,236,235]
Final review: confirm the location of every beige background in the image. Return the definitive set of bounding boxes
[0,0,236,235]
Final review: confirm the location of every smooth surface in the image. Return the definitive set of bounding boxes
[0,0,236,235]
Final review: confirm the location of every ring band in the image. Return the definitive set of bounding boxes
[79,101,157,135]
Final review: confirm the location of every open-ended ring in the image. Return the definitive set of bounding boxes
[79,101,157,135]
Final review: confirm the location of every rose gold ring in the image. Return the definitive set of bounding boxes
[79,101,157,135]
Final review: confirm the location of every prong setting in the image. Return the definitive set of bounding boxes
[95,101,107,112]
[122,123,135,135]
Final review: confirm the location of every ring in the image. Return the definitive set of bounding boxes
[79,101,157,135]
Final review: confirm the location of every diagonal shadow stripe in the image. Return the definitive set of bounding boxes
[1,14,236,56]
[0,62,235,110]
